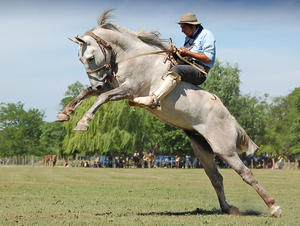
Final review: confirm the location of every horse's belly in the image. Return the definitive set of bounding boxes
[148,107,196,130]
[146,86,227,131]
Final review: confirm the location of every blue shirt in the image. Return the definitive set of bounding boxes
[184,27,216,68]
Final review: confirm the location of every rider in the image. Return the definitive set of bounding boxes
[133,12,216,107]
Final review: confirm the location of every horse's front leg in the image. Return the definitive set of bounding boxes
[74,85,133,131]
[56,86,106,122]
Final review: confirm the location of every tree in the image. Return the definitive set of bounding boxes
[39,122,66,157]
[203,60,241,115]
[140,113,192,156]
[0,102,44,157]
[62,98,147,157]
[260,88,300,159]
[203,60,268,146]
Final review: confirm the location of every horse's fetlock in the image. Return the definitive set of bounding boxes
[267,198,275,207]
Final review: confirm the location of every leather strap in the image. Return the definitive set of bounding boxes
[85,31,111,50]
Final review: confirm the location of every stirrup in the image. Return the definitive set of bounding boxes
[149,94,160,109]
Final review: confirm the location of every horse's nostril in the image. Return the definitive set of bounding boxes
[96,85,103,90]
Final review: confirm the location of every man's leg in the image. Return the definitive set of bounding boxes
[170,65,206,85]
[133,71,181,108]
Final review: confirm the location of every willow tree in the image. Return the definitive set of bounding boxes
[62,98,147,156]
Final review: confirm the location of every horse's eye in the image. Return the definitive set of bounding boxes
[88,56,95,62]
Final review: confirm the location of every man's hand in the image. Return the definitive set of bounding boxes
[178,47,212,64]
[178,46,189,56]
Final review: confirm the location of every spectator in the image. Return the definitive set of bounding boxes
[164,157,169,168]
[193,157,199,168]
[93,161,98,168]
[185,155,192,168]
[84,161,90,168]
[278,156,284,169]
[176,155,180,168]
[133,152,140,168]
[64,161,69,167]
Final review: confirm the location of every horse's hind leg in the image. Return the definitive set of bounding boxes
[185,131,239,215]
[220,152,282,217]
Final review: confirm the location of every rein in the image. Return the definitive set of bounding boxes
[117,50,168,64]
[175,52,208,75]
[84,31,207,77]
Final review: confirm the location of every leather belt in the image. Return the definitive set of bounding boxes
[192,60,211,74]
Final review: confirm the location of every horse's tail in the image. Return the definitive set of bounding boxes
[235,122,258,155]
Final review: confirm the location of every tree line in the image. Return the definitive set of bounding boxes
[0,60,299,161]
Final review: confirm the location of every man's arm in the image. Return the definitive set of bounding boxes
[178,47,212,63]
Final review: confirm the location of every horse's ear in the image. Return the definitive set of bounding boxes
[68,36,86,45]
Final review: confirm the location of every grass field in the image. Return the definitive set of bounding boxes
[0,167,299,225]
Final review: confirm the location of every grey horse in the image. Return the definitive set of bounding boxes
[57,10,281,217]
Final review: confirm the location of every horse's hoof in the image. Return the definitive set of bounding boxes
[56,113,69,122]
[224,205,240,215]
[270,205,282,217]
[74,122,89,131]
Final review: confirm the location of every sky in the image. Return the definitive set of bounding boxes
[0,0,300,121]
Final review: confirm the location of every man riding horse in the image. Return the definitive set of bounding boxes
[56,10,282,217]
[133,12,216,108]
[56,12,215,121]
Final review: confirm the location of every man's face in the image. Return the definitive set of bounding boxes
[180,23,196,37]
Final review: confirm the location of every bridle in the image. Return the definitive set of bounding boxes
[84,31,114,75]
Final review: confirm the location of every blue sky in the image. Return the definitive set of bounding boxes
[1,0,300,121]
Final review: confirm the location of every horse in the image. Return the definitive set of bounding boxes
[44,154,57,167]
[52,155,57,167]
[44,154,51,166]
[56,10,281,217]
[142,153,154,168]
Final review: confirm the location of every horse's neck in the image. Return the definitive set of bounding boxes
[94,28,161,60]
[93,28,135,58]
[94,27,168,94]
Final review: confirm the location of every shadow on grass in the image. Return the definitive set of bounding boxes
[241,210,263,216]
[138,208,262,217]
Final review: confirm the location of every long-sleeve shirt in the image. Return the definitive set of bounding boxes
[184,27,216,68]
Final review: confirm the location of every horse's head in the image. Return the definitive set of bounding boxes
[69,31,114,90]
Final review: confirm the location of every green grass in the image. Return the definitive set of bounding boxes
[0,167,299,225]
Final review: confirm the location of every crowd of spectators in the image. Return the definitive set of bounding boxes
[69,152,295,169]
[1,152,298,169]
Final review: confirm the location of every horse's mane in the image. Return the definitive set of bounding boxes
[96,9,167,50]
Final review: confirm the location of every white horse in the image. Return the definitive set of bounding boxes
[57,10,281,217]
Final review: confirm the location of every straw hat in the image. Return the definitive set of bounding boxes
[178,12,201,25]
